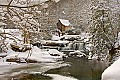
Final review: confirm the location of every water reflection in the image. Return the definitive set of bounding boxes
[45,58,107,80]
[5,58,107,80]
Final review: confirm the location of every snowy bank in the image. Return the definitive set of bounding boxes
[0,61,70,79]
[47,74,78,80]
[102,32,120,80]
[101,57,120,80]
[0,62,28,77]
[5,46,64,63]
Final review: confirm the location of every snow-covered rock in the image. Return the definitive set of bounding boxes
[51,0,60,3]
[69,50,86,58]
[80,32,91,42]
[47,49,65,57]
[101,58,120,80]
[60,35,80,40]
[41,40,69,46]
[5,46,64,63]
[52,35,60,41]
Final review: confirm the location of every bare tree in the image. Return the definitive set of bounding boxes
[0,0,59,52]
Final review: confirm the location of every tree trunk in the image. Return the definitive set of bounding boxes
[109,46,116,62]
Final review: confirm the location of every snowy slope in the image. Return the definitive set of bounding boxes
[5,46,64,63]
[101,57,120,80]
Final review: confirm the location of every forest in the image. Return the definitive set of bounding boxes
[0,0,120,80]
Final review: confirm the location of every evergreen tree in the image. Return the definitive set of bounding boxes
[90,2,118,61]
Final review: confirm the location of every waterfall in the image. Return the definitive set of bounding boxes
[62,42,86,51]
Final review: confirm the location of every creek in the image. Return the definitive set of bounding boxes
[3,58,107,80]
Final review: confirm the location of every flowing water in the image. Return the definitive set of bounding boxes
[2,58,107,80]
[1,42,108,80]
[45,58,107,80]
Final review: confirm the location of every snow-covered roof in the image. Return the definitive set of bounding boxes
[59,19,71,26]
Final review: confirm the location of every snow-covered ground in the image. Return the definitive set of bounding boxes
[5,46,64,63]
[47,74,78,80]
[101,32,120,80]
[0,62,29,78]
[0,46,65,79]
[101,57,120,80]
[0,28,65,76]
[51,32,91,42]
[0,61,70,79]
[0,29,65,63]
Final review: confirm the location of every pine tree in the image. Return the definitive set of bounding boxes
[90,2,118,61]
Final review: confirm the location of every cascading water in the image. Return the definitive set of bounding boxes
[61,41,89,58]
[62,41,86,51]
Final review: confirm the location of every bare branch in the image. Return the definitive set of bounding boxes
[8,0,14,6]
[0,4,39,8]
[0,32,22,41]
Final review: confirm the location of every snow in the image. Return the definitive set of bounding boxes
[0,62,27,75]
[0,0,60,6]
[52,35,60,40]
[118,32,120,46]
[0,22,7,26]
[0,0,8,5]
[29,19,40,26]
[88,53,98,60]
[115,32,120,48]
[12,16,20,22]
[24,14,33,18]
[47,74,78,80]
[69,50,86,58]
[59,19,71,26]
[52,34,81,41]
[52,0,60,3]
[4,29,23,44]
[41,3,49,8]
[0,53,8,57]
[41,40,69,45]
[60,35,80,40]
[5,46,64,63]
[47,49,64,56]
[101,57,120,80]
[80,32,91,42]
[0,0,47,5]
[0,8,3,13]
[0,16,6,20]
